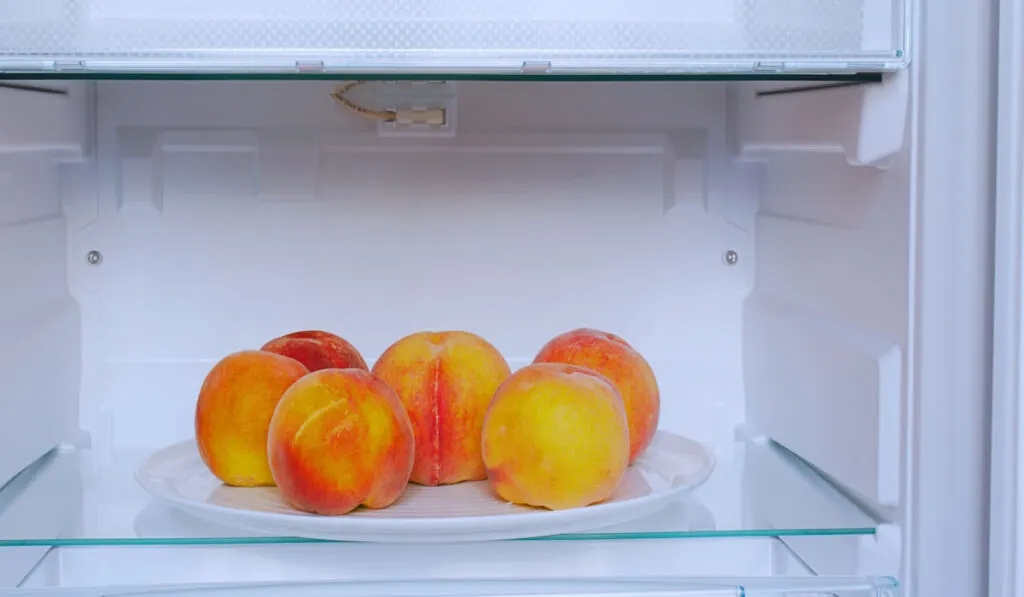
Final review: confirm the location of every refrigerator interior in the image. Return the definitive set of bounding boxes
[0,1,1002,596]
[0,77,912,591]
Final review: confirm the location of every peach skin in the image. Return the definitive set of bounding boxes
[195,350,309,487]
[482,363,630,510]
[534,328,660,464]
[267,369,415,515]
[262,330,368,372]
[371,331,511,486]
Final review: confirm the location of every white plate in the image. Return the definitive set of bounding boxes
[135,430,714,543]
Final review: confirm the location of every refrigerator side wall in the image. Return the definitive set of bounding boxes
[0,83,87,486]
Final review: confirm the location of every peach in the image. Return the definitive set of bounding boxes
[267,369,414,515]
[482,363,630,510]
[371,331,511,486]
[534,328,660,464]
[195,350,309,487]
[261,330,368,372]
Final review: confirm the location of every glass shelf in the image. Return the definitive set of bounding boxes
[0,437,879,547]
[21,542,899,595]
[0,0,908,76]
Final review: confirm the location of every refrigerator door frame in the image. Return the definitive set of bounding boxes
[990,0,1024,595]
[908,0,996,595]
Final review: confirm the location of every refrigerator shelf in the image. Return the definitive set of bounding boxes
[0,0,908,75]
[18,541,899,595]
[0,437,879,547]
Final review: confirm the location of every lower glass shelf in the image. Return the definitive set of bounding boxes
[17,538,896,595]
[0,437,878,547]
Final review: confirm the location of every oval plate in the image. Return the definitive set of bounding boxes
[135,430,714,542]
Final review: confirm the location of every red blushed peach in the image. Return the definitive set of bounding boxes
[482,363,630,510]
[195,350,309,487]
[534,328,660,464]
[261,330,368,372]
[267,369,415,515]
[371,331,511,486]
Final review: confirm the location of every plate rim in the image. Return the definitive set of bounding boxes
[134,430,715,536]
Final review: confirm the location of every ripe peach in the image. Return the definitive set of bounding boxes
[267,369,415,515]
[534,328,660,464]
[482,363,630,510]
[261,330,368,372]
[371,331,511,486]
[195,350,309,487]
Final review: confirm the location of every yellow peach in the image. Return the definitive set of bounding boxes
[195,350,309,487]
[267,369,415,515]
[372,331,511,486]
[482,363,630,510]
[262,330,368,372]
[534,328,660,464]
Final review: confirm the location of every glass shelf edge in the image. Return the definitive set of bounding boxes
[0,527,876,548]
